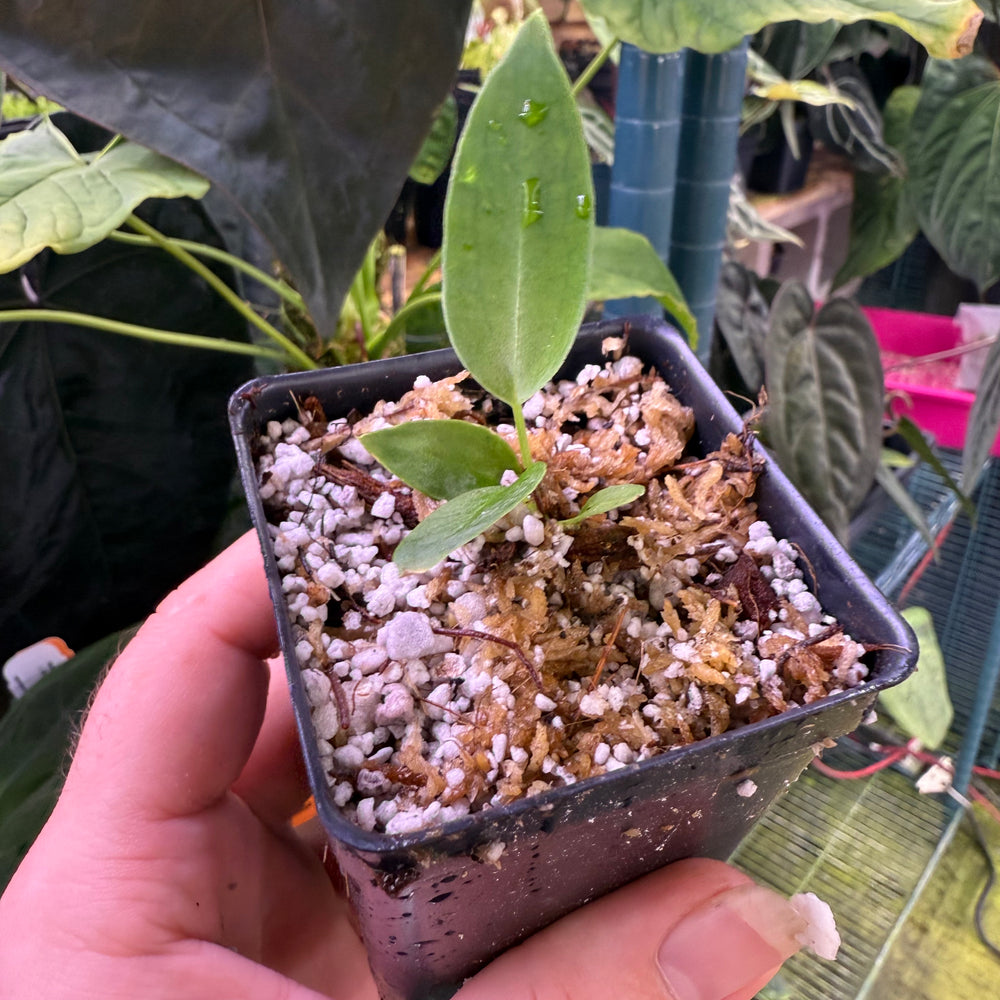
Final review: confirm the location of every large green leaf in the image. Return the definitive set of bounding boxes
[908,80,1000,294]
[394,462,547,572]
[588,226,697,344]
[0,2,471,337]
[0,629,129,889]
[580,0,982,59]
[832,85,920,289]
[908,54,1000,143]
[0,119,208,272]
[442,11,594,407]
[764,286,885,540]
[0,115,253,666]
[361,420,521,500]
[878,607,952,749]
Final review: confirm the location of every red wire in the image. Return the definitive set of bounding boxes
[810,747,909,780]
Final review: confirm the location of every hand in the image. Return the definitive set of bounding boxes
[0,533,817,1000]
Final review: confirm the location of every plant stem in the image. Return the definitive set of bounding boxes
[0,308,287,360]
[124,213,319,370]
[513,405,533,470]
[367,290,442,358]
[107,230,308,312]
[410,249,442,298]
[570,35,619,99]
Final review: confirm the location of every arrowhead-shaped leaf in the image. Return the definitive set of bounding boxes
[0,1,471,336]
[764,286,885,541]
[361,420,521,500]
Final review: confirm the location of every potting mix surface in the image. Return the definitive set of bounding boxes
[254,338,869,835]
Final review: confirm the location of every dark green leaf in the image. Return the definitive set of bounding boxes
[874,462,937,554]
[0,629,130,889]
[962,329,1000,490]
[0,119,208,272]
[908,55,999,147]
[579,0,983,59]
[588,227,697,345]
[833,85,920,289]
[714,261,770,393]
[908,80,1000,294]
[560,484,645,527]
[361,420,521,500]
[442,11,593,406]
[879,607,952,748]
[394,461,547,572]
[0,1,471,337]
[754,21,840,80]
[409,95,458,186]
[764,287,885,540]
[894,415,976,523]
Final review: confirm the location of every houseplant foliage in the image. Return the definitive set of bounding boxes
[0,0,981,341]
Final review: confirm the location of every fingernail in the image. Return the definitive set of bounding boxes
[657,883,809,1000]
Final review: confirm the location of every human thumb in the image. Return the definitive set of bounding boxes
[456,858,838,1000]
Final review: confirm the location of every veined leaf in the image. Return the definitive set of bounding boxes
[394,461,547,572]
[442,10,593,407]
[361,420,520,500]
[908,80,1000,294]
[764,286,885,541]
[908,55,999,145]
[0,119,208,272]
[588,226,697,345]
[580,0,982,59]
[833,85,920,289]
[714,261,770,395]
[560,484,645,527]
[409,94,458,186]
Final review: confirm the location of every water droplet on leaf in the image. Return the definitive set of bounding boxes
[518,98,548,127]
[575,193,593,220]
[460,164,478,184]
[522,177,543,228]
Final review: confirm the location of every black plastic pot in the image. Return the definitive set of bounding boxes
[229,316,916,1000]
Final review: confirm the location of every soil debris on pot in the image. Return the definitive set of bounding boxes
[255,339,870,836]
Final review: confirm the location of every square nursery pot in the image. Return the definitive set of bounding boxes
[229,316,916,1000]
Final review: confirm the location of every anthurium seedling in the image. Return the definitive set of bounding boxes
[361,12,645,571]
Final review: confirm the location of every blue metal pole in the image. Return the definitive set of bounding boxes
[669,41,748,363]
[605,44,686,319]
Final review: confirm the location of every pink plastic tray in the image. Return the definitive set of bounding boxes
[865,306,1000,455]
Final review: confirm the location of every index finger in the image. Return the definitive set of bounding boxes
[63,532,279,821]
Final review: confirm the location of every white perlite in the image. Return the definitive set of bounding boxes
[256,356,869,835]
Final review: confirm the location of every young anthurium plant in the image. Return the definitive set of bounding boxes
[360,12,644,572]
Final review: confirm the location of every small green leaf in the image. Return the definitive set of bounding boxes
[442,10,594,407]
[560,484,645,527]
[588,226,698,345]
[879,607,953,749]
[0,119,209,273]
[874,463,936,554]
[409,94,458,186]
[361,420,521,500]
[714,261,770,394]
[764,287,885,541]
[394,461,547,572]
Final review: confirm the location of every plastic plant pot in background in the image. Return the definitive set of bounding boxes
[230,316,917,1000]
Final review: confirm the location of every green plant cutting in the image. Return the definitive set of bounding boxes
[361,12,645,572]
